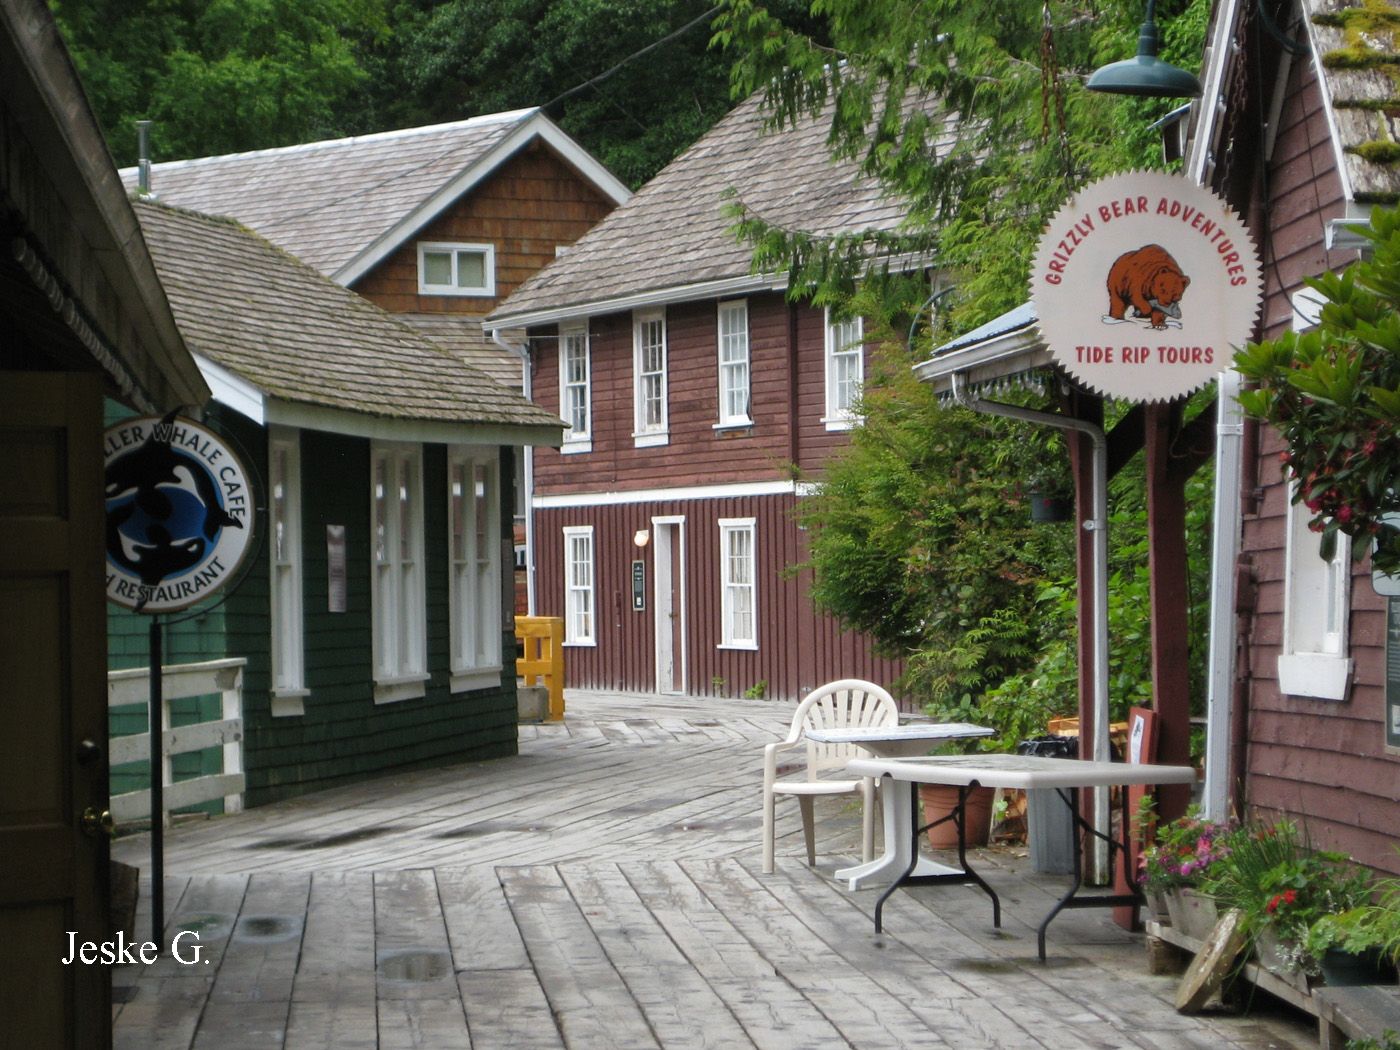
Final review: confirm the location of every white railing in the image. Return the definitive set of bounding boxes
[107,657,246,824]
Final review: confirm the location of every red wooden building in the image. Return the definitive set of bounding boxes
[1199,0,1400,874]
[916,0,1400,872]
[488,93,919,701]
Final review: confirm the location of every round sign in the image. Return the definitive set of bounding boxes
[104,415,254,613]
[1030,171,1261,402]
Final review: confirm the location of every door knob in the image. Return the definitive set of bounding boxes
[80,808,115,838]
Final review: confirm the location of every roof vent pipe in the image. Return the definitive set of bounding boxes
[136,120,154,196]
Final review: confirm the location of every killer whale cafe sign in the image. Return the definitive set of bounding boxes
[105,414,254,613]
[1031,171,1261,403]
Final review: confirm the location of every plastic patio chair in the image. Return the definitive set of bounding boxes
[761,679,899,874]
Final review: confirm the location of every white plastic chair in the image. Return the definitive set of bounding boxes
[761,679,899,874]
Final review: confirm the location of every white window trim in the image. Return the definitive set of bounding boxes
[632,309,669,447]
[1277,290,1353,701]
[1278,491,1353,700]
[269,427,306,716]
[417,241,496,297]
[560,324,592,453]
[371,442,427,703]
[822,308,864,431]
[716,299,752,428]
[448,448,503,694]
[563,526,596,646]
[718,517,758,651]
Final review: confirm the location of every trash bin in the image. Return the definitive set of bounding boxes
[1016,735,1078,874]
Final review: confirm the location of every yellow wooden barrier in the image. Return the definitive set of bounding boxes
[516,616,565,721]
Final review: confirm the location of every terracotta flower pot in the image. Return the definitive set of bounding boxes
[918,783,995,849]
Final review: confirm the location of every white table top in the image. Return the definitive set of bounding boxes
[847,753,1197,790]
[804,722,994,744]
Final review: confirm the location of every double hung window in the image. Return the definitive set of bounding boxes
[823,310,864,430]
[719,518,757,650]
[449,450,501,691]
[633,310,668,446]
[269,428,305,713]
[560,326,591,452]
[716,301,751,427]
[371,443,426,702]
[563,526,595,646]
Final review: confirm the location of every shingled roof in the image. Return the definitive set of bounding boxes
[488,90,940,327]
[135,200,563,441]
[120,110,629,284]
[1306,0,1400,204]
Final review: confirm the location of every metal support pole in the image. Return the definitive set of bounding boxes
[149,615,164,952]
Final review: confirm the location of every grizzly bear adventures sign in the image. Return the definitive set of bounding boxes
[1031,171,1261,403]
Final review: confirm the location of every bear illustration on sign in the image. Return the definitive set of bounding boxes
[1105,243,1190,329]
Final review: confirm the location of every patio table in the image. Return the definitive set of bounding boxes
[846,752,1197,960]
[803,723,994,892]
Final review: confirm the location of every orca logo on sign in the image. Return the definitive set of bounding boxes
[104,412,254,613]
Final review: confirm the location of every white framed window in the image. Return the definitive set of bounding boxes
[719,517,757,650]
[1277,289,1353,701]
[716,300,751,427]
[269,428,306,716]
[449,449,501,692]
[633,310,668,447]
[823,309,864,430]
[371,442,427,703]
[560,325,592,453]
[417,241,496,297]
[1278,492,1353,700]
[563,526,595,646]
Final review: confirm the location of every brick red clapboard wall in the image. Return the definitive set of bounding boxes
[1237,53,1398,873]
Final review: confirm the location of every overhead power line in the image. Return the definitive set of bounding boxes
[542,4,723,112]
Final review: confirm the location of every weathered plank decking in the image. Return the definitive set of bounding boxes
[111,690,1316,1049]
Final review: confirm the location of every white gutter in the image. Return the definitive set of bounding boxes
[1202,370,1244,821]
[492,327,538,616]
[951,372,1113,883]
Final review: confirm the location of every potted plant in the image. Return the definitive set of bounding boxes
[1202,820,1372,980]
[1304,910,1399,986]
[1137,808,1234,940]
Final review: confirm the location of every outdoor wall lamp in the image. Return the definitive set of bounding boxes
[1087,0,1202,98]
[633,529,650,548]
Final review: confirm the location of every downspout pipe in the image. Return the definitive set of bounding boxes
[491,326,537,616]
[1202,369,1243,821]
[951,372,1112,882]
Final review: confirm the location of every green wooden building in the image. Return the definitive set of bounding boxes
[110,200,563,808]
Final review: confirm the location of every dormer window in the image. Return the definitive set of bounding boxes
[418,242,496,296]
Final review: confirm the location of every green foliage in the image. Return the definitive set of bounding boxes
[1234,205,1400,573]
[53,0,821,184]
[1202,820,1371,949]
[743,679,768,699]
[51,0,386,164]
[712,0,1210,330]
[793,332,1076,728]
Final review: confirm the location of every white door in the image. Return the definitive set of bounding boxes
[652,518,685,694]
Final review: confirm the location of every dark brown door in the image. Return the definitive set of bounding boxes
[0,372,110,1048]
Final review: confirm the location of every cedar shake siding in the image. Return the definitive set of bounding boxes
[109,411,522,807]
[534,494,903,701]
[354,143,616,316]
[1238,55,1398,873]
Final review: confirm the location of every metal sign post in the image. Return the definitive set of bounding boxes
[105,411,257,953]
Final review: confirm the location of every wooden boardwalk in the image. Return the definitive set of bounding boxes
[111,690,1316,1049]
